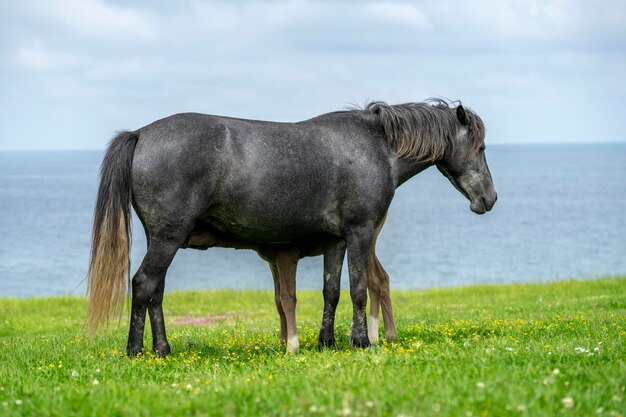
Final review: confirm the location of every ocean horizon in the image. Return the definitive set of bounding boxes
[1,143,625,298]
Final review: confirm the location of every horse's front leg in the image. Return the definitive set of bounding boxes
[368,252,397,342]
[318,240,346,349]
[275,250,300,353]
[367,220,383,345]
[268,261,288,344]
[367,253,382,345]
[366,214,397,343]
[127,239,180,357]
[346,225,374,348]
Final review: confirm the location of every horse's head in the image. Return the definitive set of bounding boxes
[436,105,497,214]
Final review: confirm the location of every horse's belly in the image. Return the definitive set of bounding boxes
[201,208,332,243]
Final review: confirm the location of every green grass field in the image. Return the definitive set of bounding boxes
[1,278,625,417]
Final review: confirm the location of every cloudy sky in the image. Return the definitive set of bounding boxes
[0,0,624,150]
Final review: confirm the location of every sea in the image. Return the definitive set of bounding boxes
[1,144,625,298]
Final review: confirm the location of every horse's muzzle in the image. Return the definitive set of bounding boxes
[471,193,497,215]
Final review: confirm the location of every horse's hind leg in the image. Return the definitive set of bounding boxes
[268,262,288,343]
[127,236,185,357]
[275,250,300,353]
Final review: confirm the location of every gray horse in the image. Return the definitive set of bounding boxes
[87,99,496,356]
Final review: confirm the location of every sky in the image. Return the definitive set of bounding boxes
[0,0,625,150]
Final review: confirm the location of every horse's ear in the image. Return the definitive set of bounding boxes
[456,105,469,126]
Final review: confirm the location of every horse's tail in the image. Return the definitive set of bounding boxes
[87,130,138,331]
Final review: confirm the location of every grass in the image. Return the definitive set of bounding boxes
[1,278,625,417]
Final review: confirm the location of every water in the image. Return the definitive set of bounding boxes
[1,144,625,298]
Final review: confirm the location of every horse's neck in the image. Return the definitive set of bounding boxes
[344,110,435,187]
[395,158,433,187]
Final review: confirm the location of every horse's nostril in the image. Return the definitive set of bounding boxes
[494,193,498,202]
[481,195,495,212]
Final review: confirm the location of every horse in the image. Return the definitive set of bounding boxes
[182,213,396,353]
[87,99,496,356]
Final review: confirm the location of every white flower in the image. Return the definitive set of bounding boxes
[561,397,574,409]
[463,341,471,347]
[185,384,193,391]
[552,368,560,375]
[476,382,485,389]
[92,379,99,385]
[71,370,79,378]
[505,347,515,352]
[15,400,22,405]
[308,405,318,413]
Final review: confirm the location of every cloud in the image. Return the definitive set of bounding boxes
[363,2,432,28]
[427,0,626,49]
[12,43,85,71]
[21,0,158,42]
[0,0,625,149]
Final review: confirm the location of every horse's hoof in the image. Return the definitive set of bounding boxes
[318,327,336,349]
[351,334,370,349]
[286,336,300,354]
[317,336,336,351]
[127,345,144,357]
[385,333,398,342]
[153,343,171,357]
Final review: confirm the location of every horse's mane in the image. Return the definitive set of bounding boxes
[361,99,485,162]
